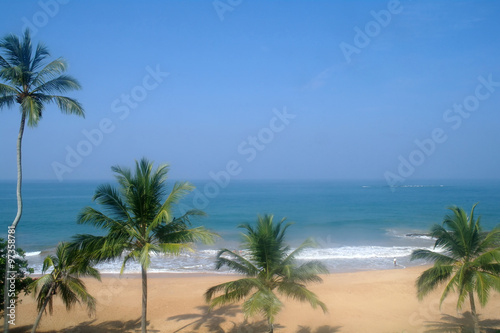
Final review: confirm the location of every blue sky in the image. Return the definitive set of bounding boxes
[1,0,499,183]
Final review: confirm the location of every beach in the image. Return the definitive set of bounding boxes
[3,181,500,332]
[7,266,500,333]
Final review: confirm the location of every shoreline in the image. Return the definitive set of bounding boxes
[8,265,500,332]
[28,261,427,279]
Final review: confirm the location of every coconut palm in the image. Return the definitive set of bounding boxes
[72,158,217,333]
[205,215,328,333]
[0,28,84,230]
[0,29,84,331]
[410,204,500,333]
[29,242,100,333]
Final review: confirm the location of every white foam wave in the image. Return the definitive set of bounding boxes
[296,246,426,260]
[27,245,443,275]
[25,251,41,257]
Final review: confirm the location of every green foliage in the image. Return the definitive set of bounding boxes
[0,29,84,124]
[73,157,217,271]
[0,238,34,312]
[205,215,328,331]
[411,204,500,332]
[72,157,218,333]
[29,242,100,332]
[31,242,100,314]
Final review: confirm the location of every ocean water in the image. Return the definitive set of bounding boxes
[1,179,500,274]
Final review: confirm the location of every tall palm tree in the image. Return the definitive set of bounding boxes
[0,29,84,331]
[411,204,500,333]
[205,215,328,333]
[29,242,100,333]
[72,158,217,333]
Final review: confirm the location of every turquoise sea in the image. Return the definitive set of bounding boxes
[1,179,500,274]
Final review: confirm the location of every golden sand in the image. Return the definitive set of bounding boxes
[6,266,500,332]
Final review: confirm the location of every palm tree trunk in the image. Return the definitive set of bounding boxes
[268,318,274,333]
[4,113,26,333]
[469,292,480,333]
[31,283,55,333]
[141,265,148,333]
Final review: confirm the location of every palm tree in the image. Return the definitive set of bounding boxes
[72,158,217,333]
[29,242,100,333]
[410,204,500,333]
[205,215,328,333]
[0,29,84,331]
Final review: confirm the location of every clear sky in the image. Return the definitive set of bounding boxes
[1,0,499,184]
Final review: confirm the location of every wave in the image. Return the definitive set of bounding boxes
[25,245,440,275]
[386,228,435,241]
[25,251,42,257]
[296,246,431,260]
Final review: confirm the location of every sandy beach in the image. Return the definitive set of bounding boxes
[6,265,500,333]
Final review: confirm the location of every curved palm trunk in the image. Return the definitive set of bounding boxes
[31,283,55,333]
[12,113,25,230]
[469,292,480,333]
[141,265,148,333]
[4,113,26,333]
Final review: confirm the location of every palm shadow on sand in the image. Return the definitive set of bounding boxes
[296,325,342,333]
[424,312,500,333]
[168,304,239,332]
[10,317,158,333]
[167,304,284,332]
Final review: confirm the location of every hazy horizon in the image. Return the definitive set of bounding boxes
[1,1,499,186]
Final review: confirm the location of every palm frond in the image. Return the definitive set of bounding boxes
[65,276,97,315]
[205,278,261,306]
[242,289,282,323]
[29,42,50,72]
[120,250,139,274]
[410,249,456,265]
[0,95,16,110]
[478,226,500,251]
[153,181,193,224]
[282,237,318,267]
[139,243,152,270]
[89,184,131,222]
[455,266,475,310]
[30,241,100,317]
[0,54,9,69]
[42,255,56,273]
[0,82,19,96]
[20,94,44,127]
[154,223,217,246]
[46,95,84,117]
[207,214,327,324]
[33,74,81,94]
[277,281,328,313]
[78,206,123,230]
[29,274,53,295]
[285,261,328,283]
[32,57,66,85]
[214,249,260,276]
[58,281,80,311]
[416,265,454,300]
[154,242,192,256]
[71,233,128,262]
[439,273,459,308]
[473,270,500,307]
[0,32,24,66]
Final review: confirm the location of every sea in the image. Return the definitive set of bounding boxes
[1,179,500,275]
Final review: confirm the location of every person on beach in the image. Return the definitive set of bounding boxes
[394,258,397,266]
